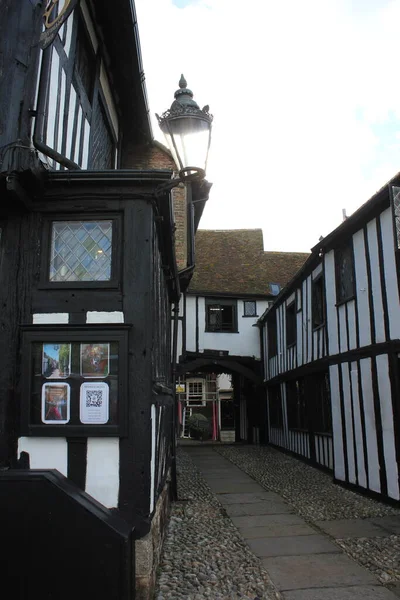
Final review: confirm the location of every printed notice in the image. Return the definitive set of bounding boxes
[42,383,70,424]
[80,382,109,424]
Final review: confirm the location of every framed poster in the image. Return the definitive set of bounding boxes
[42,343,71,378]
[42,383,70,424]
[80,382,109,424]
[80,343,110,378]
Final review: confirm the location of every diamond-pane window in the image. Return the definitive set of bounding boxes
[244,300,256,316]
[50,220,112,282]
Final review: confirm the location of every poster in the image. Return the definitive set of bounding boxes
[80,343,110,378]
[42,343,71,378]
[80,382,109,424]
[41,383,70,424]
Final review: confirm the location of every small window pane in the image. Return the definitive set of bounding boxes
[244,301,256,316]
[49,220,112,282]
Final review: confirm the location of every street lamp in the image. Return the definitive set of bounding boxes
[156,75,213,183]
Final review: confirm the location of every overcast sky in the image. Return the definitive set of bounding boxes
[135,0,400,252]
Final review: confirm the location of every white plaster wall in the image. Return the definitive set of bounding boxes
[18,437,68,476]
[86,311,124,323]
[353,229,371,348]
[195,297,268,358]
[185,295,197,352]
[33,313,69,324]
[85,438,119,508]
[376,354,399,500]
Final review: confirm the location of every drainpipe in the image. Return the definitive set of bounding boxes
[32,47,80,170]
[170,300,180,500]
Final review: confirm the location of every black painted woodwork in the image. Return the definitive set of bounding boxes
[0,469,133,600]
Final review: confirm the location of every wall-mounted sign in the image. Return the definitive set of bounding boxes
[41,382,70,424]
[176,384,185,393]
[40,0,80,49]
[80,382,109,425]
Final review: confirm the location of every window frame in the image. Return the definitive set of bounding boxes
[268,384,283,428]
[286,301,297,347]
[20,324,130,437]
[186,378,206,407]
[310,371,332,435]
[286,378,307,431]
[205,298,238,333]
[312,275,325,329]
[39,213,122,290]
[335,240,355,304]
[268,310,278,356]
[243,300,257,317]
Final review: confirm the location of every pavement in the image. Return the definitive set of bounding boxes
[184,445,400,600]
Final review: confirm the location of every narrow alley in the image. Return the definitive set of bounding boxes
[155,444,400,600]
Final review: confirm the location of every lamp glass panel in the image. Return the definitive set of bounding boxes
[166,116,211,174]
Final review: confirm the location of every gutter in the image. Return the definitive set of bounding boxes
[129,0,153,140]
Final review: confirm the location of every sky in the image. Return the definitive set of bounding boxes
[135,0,400,252]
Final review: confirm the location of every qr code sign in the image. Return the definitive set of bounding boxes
[86,390,103,408]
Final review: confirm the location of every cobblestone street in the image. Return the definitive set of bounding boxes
[155,444,400,599]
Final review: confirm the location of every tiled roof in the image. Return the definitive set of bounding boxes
[188,229,309,296]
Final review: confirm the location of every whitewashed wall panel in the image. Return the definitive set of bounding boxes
[341,363,356,484]
[359,358,381,494]
[353,229,371,348]
[376,354,399,500]
[270,427,286,447]
[86,438,119,508]
[330,364,345,481]
[338,305,348,354]
[350,362,367,489]
[347,300,357,350]
[367,220,386,343]
[18,437,68,476]
[315,434,333,470]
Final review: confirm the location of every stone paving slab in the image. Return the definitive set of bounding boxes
[239,523,317,538]
[248,534,340,557]
[207,481,263,493]
[218,491,283,504]
[372,516,400,535]
[223,500,293,517]
[314,518,392,538]
[282,585,399,599]
[262,553,378,590]
[232,513,306,529]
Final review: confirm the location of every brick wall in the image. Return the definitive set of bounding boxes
[123,142,187,270]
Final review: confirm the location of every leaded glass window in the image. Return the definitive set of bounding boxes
[49,220,112,282]
[205,299,237,332]
[243,300,257,317]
